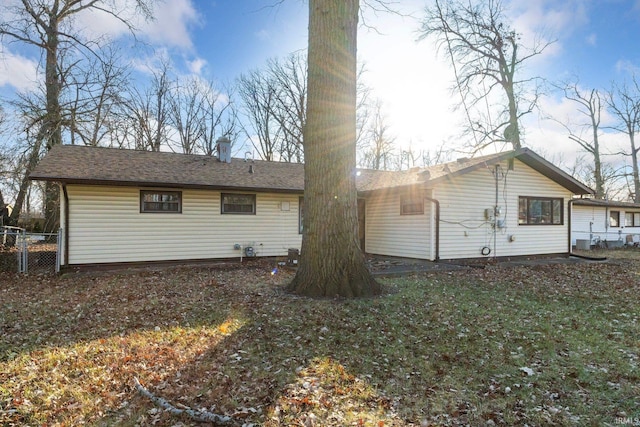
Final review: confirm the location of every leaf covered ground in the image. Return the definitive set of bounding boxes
[1,251,639,426]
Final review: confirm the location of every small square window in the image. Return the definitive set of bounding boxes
[221,193,256,214]
[401,195,424,215]
[140,191,182,213]
[610,211,620,227]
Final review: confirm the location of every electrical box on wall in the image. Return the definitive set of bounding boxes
[484,208,494,220]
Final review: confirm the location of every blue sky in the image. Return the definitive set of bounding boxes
[1,0,640,164]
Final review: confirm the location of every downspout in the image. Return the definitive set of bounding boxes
[424,195,440,261]
[568,198,576,255]
[62,183,69,268]
[494,165,499,258]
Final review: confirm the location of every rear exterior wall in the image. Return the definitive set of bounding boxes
[64,185,302,265]
[434,159,573,260]
[364,189,434,260]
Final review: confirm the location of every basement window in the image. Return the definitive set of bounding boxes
[140,190,182,213]
[518,197,563,225]
[221,193,256,214]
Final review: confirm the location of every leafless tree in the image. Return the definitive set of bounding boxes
[420,0,550,152]
[194,82,236,156]
[268,52,307,162]
[125,62,173,152]
[65,46,131,147]
[237,69,281,161]
[0,0,156,231]
[605,76,640,202]
[3,90,48,230]
[168,76,207,154]
[562,83,607,199]
[359,99,396,170]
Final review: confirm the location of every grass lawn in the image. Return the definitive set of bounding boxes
[1,251,639,426]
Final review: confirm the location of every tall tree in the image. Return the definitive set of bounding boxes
[237,69,280,161]
[198,82,239,156]
[288,0,380,297]
[125,62,173,152]
[168,76,206,154]
[606,76,640,202]
[0,0,155,231]
[563,83,607,199]
[420,0,549,152]
[359,99,396,170]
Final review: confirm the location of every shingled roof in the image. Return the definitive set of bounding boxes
[572,198,640,209]
[30,145,306,193]
[30,145,593,195]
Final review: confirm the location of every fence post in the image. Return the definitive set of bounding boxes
[18,229,27,274]
[56,228,62,273]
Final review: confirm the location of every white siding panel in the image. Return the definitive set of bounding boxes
[571,205,603,245]
[365,191,433,259]
[572,205,640,244]
[435,159,572,259]
[67,185,302,265]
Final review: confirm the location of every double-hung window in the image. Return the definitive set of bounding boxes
[221,193,256,214]
[140,190,182,213]
[518,197,563,225]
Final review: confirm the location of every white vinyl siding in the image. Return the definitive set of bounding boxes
[66,185,302,265]
[572,205,640,245]
[434,159,572,259]
[364,191,433,260]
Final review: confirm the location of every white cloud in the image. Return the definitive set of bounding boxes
[615,60,640,75]
[141,0,201,49]
[0,46,39,92]
[71,0,200,50]
[187,57,207,75]
[585,33,597,46]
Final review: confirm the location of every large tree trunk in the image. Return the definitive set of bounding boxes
[43,17,62,232]
[631,136,640,203]
[287,0,380,297]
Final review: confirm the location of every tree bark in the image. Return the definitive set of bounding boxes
[41,10,62,232]
[288,0,381,298]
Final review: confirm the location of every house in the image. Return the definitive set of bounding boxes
[29,143,593,269]
[571,198,640,248]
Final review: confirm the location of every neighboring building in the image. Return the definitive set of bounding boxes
[30,144,593,270]
[571,198,640,248]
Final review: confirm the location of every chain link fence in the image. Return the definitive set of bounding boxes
[1,227,61,274]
